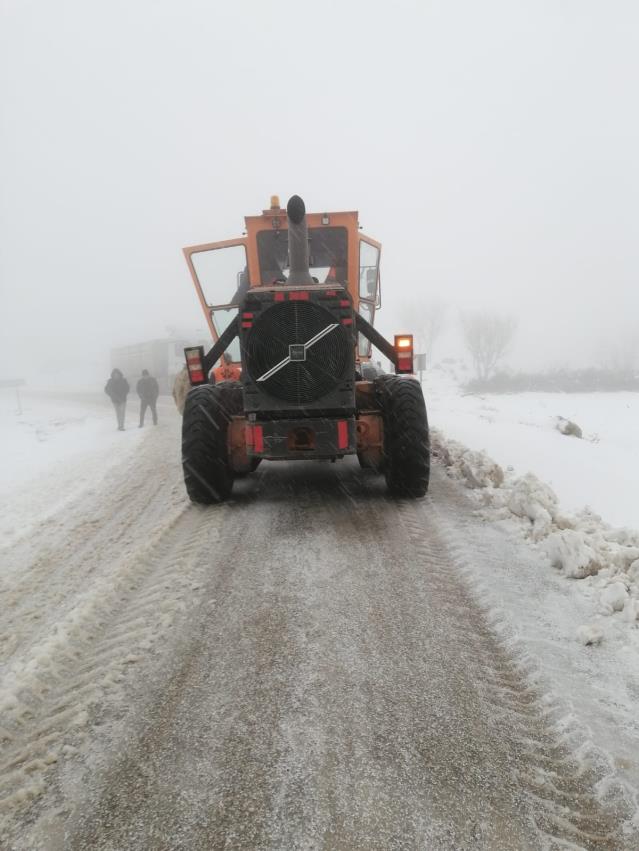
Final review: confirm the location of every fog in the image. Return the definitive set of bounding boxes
[2,0,638,387]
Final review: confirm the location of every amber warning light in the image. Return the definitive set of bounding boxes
[394,335,414,374]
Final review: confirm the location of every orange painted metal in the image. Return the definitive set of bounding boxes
[354,381,383,467]
[227,415,252,473]
[356,412,384,468]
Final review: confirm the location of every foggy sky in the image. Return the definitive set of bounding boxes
[1,0,638,384]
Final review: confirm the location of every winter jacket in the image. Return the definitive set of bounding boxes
[105,375,129,404]
[136,375,159,402]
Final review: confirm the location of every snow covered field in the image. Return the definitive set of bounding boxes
[427,365,639,529]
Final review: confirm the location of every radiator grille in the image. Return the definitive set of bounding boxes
[245,301,350,404]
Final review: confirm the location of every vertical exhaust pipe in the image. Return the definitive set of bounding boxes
[286,195,314,285]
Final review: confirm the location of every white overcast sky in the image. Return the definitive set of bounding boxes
[1,0,638,381]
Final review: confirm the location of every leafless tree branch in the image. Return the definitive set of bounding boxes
[460,311,517,381]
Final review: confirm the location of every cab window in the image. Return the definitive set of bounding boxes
[209,307,241,362]
[257,227,348,285]
[359,240,379,301]
[190,244,249,307]
[358,300,374,357]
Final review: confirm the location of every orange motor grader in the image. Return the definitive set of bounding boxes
[180,194,430,503]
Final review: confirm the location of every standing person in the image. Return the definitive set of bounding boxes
[213,352,241,383]
[105,368,130,431]
[137,369,160,427]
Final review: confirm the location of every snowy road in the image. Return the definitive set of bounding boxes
[0,406,635,849]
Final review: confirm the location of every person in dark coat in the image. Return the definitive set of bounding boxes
[105,368,130,431]
[137,369,160,427]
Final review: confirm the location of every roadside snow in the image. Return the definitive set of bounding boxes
[426,363,639,706]
[429,397,639,826]
[427,366,639,528]
[0,392,145,552]
[431,426,639,648]
[575,623,604,646]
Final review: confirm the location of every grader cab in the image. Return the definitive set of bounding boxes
[180,194,430,503]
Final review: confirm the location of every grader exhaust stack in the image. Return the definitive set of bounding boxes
[285,195,314,285]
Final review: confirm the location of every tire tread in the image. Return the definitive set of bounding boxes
[375,376,430,497]
[182,382,242,503]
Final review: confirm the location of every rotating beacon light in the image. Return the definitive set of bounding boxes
[394,334,414,374]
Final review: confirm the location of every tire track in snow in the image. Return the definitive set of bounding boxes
[0,428,183,667]
[61,459,614,850]
[0,503,224,828]
[0,415,232,838]
[2,447,636,849]
[396,487,634,850]
[337,464,631,848]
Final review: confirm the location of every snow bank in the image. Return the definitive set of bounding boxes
[544,529,601,578]
[433,435,504,489]
[426,367,639,528]
[576,623,604,646]
[432,428,639,642]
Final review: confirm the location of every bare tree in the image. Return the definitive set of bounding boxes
[399,299,447,362]
[460,311,517,381]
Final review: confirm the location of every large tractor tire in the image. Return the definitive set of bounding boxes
[182,382,242,504]
[375,375,430,497]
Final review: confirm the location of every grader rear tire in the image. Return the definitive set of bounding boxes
[375,376,430,497]
[182,384,237,504]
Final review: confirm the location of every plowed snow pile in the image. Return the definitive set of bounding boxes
[426,363,639,651]
[432,428,639,644]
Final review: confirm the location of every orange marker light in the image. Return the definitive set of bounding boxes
[395,335,413,349]
[394,334,414,375]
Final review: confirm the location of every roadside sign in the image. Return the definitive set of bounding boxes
[414,353,426,384]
